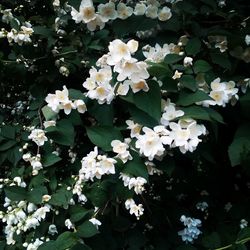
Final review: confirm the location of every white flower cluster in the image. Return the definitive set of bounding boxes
[111,139,132,163]
[23,153,43,176]
[201,78,239,107]
[70,0,172,32]
[45,85,87,114]
[143,43,178,63]
[133,100,206,157]
[125,198,144,220]
[0,199,50,245]
[83,39,150,104]
[23,239,44,250]
[135,126,171,161]
[178,215,202,243]
[78,147,117,182]
[120,173,147,195]
[28,129,48,147]
[0,22,34,46]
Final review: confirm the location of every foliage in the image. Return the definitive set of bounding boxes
[0,0,250,249]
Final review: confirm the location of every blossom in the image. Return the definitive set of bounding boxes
[71,0,96,24]
[125,199,144,219]
[158,7,172,21]
[126,120,142,138]
[117,3,133,20]
[168,119,206,153]
[97,2,117,23]
[111,139,132,163]
[89,218,102,229]
[183,56,193,67]
[79,147,116,181]
[134,3,147,15]
[160,102,184,126]
[245,35,250,46]
[120,173,147,194]
[135,126,171,160]
[28,129,48,146]
[178,215,202,243]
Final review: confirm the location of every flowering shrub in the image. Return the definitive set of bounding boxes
[0,0,250,249]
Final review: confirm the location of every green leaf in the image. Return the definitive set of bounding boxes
[42,153,62,167]
[181,106,223,123]
[128,105,158,127]
[185,37,201,55]
[38,241,56,250]
[70,206,92,223]
[88,103,114,126]
[50,189,73,206]
[194,60,212,73]
[28,187,48,204]
[133,80,161,121]
[0,125,15,139]
[164,54,183,64]
[7,146,22,166]
[0,140,17,151]
[147,62,171,78]
[177,90,212,106]
[202,232,221,248]
[210,52,232,70]
[69,88,86,100]
[86,126,123,151]
[237,227,250,241]
[42,106,57,121]
[228,124,250,167]
[113,16,158,36]
[180,75,197,91]
[46,119,75,146]
[5,186,27,201]
[55,232,78,250]
[77,221,99,238]
[123,153,148,180]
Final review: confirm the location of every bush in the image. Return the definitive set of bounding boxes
[0,0,250,249]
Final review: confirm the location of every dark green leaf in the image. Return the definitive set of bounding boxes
[77,221,99,238]
[86,126,123,151]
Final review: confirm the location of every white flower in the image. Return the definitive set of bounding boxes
[125,199,144,219]
[245,35,250,46]
[43,120,56,128]
[135,127,170,160]
[158,7,172,21]
[134,3,147,16]
[126,120,142,138]
[48,224,58,235]
[89,218,102,229]
[59,66,69,77]
[169,119,206,153]
[111,139,132,163]
[116,82,130,96]
[71,0,96,24]
[107,39,132,65]
[145,5,158,19]
[97,2,117,23]
[28,129,48,146]
[86,14,105,31]
[183,56,193,67]
[74,99,87,113]
[117,3,133,20]
[172,70,183,79]
[143,43,171,63]
[160,103,184,126]
[86,82,115,104]
[79,147,116,181]
[65,219,74,229]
